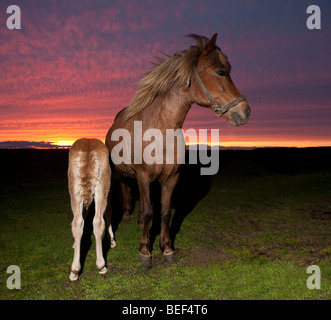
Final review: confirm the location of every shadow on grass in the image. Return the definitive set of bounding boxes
[102,160,212,259]
[148,162,212,252]
[79,147,331,269]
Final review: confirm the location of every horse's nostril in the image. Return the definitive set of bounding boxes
[231,112,240,127]
[246,107,251,118]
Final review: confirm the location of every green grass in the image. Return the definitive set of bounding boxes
[0,149,330,300]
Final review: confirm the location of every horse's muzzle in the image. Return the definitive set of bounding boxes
[229,104,251,127]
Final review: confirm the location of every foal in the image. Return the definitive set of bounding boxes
[68,138,116,281]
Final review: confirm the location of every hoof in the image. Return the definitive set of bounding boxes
[122,212,131,222]
[163,253,177,264]
[98,266,108,275]
[139,254,152,268]
[110,239,117,248]
[69,271,79,281]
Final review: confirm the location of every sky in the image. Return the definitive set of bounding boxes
[0,0,331,148]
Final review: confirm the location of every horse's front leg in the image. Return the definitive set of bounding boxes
[160,173,179,263]
[137,175,153,268]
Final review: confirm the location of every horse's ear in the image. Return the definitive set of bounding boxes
[202,33,218,55]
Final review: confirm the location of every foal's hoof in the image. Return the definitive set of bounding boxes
[69,271,79,281]
[98,266,108,275]
[163,253,177,264]
[110,239,117,248]
[139,254,152,268]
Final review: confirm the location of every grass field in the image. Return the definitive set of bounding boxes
[0,148,330,300]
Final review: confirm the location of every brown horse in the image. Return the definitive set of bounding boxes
[105,34,251,267]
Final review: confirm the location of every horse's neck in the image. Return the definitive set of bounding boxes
[152,85,192,129]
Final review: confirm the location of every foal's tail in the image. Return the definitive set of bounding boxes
[79,150,99,209]
[69,139,104,209]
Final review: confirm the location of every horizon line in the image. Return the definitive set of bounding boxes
[0,140,330,150]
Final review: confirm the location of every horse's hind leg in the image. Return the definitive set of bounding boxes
[93,192,107,274]
[160,174,179,263]
[120,175,133,222]
[70,196,84,281]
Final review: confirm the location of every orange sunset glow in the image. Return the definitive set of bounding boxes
[0,1,331,149]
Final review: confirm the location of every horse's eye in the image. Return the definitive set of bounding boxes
[216,70,227,76]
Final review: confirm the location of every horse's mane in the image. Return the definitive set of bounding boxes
[122,34,231,120]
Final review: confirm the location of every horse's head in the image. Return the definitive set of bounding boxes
[190,33,251,127]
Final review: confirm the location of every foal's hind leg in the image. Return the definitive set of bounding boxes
[104,197,117,249]
[93,192,108,274]
[70,196,84,281]
[108,223,117,248]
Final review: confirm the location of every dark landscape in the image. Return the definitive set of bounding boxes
[0,147,330,299]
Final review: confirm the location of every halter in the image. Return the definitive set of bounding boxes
[193,70,246,117]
